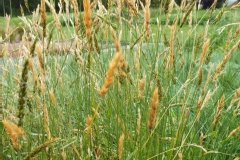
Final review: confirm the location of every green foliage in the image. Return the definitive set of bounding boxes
[0,0,41,16]
[1,3,240,160]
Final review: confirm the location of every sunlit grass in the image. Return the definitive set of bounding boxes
[1,2,240,159]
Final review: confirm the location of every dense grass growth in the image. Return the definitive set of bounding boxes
[1,1,240,159]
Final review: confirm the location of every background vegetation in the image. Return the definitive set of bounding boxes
[0,0,166,16]
[1,0,240,159]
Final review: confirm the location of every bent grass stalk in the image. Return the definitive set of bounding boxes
[227,125,240,138]
[25,138,60,160]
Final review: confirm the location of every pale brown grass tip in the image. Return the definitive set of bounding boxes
[118,133,125,160]
[148,88,159,130]
[2,119,25,151]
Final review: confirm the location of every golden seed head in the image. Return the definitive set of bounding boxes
[228,125,240,138]
[85,115,93,134]
[118,133,125,160]
[99,51,122,96]
[71,0,80,34]
[43,104,51,139]
[136,108,141,135]
[2,119,25,151]
[45,0,61,30]
[214,40,240,82]
[144,0,151,40]
[49,89,57,107]
[148,88,159,130]
[83,0,92,38]
[212,95,225,130]
[138,78,146,99]
[200,39,210,65]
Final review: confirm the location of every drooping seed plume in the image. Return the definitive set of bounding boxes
[99,51,122,96]
[99,31,123,96]
[2,119,25,151]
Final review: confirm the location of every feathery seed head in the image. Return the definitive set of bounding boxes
[3,119,25,151]
[118,133,125,160]
[148,88,159,130]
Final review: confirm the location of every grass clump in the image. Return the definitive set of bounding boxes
[1,1,240,159]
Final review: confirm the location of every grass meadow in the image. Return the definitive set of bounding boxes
[1,0,240,159]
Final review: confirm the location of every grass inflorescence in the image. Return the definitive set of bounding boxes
[1,0,240,159]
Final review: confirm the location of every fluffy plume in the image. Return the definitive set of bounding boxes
[83,0,92,39]
[40,0,47,37]
[144,0,151,40]
[148,88,159,130]
[99,52,122,96]
[71,0,80,35]
[138,78,146,99]
[45,0,61,30]
[2,119,25,151]
[99,31,123,96]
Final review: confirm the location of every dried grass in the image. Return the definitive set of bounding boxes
[2,119,25,151]
[148,88,159,130]
[118,133,125,160]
